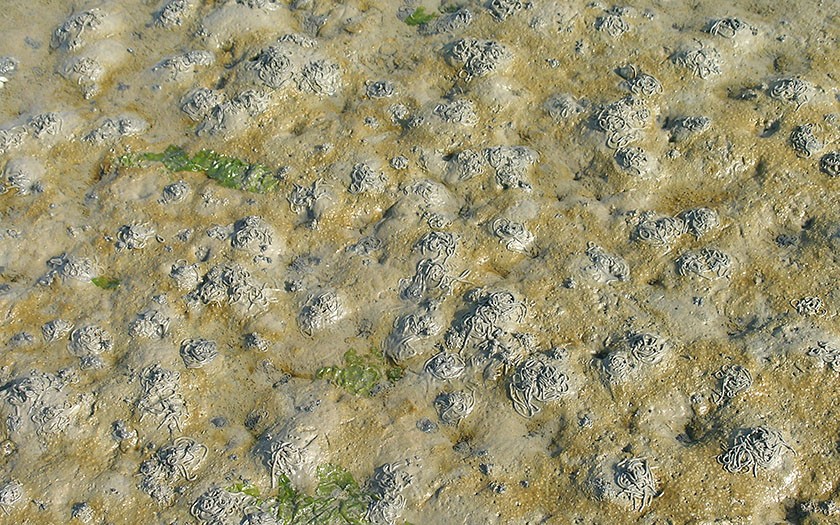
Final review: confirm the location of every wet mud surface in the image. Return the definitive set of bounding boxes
[0,1,839,523]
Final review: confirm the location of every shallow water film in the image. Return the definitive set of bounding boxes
[1,0,839,523]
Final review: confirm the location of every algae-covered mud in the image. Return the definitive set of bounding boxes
[1,0,839,523]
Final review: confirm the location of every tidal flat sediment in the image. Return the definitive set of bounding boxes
[0,1,839,523]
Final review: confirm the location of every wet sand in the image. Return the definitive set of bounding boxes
[0,1,839,523]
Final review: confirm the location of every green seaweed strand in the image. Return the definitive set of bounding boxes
[228,464,372,525]
[316,350,407,396]
[91,276,120,290]
[118,145,281,194]
[226,482,262,501]
[404,6,437,26]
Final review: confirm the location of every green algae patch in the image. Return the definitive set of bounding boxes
[317,350,403,396]
[117,145,282,193]
[291,464,369,524]
[227,482,262,501]
[91,276,120,290]
[404,7,437,26]
[227,464,371,524]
